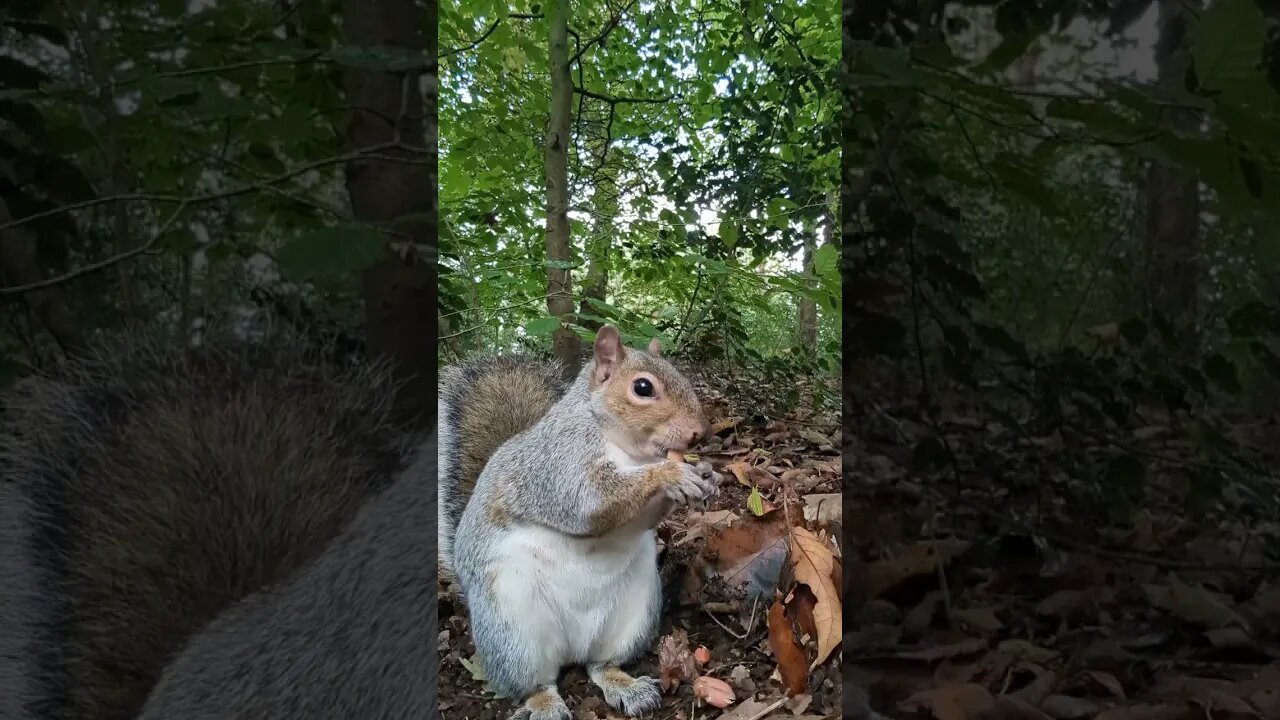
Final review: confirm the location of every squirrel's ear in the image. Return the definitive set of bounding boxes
[593,325,624,384]
[648,337,662,356]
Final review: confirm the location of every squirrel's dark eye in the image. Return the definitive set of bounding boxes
[632,378,654,397]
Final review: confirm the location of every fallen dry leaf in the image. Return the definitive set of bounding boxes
[657,627,697,691]
[698,512,789,598]
[713,697,775,720]
[1040,694,1101,720]
[869,539,971,598]
[1166,572,1248,630]
[901,683,996,720]
[990,697,1056,720]
[710,417,740,435]
[788,526,841,669]
[728,664,755,695]
[676,509,741,547]
[952,605,1004,633]
[1093,704,1189,720]
[996,639,1059,665]
[893,636,989,662]
[1036,589,1104,623]
[1192,689,1258,717]
[1087,671,1127,700]
[724,460,780,489]
[787,583,819,640]
[785,693,813,715]
[766,599,808,696]
[572,696,608,720]
[799,428,831,446]
[801,493,842,525]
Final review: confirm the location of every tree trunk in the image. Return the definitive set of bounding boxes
[341,0,437,418]
[545,0,580,376]
[798,220,818,352]
[0,199,85,353]
[64,0,137,320]
[578,165,617,333]
[1143,0,1201,358]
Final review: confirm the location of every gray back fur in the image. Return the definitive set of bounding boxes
[136,434,438,719]
[0,332,423,720]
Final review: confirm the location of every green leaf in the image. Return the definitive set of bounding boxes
[276,224,387,280]
[1118,318,1148,346]
[1045,98,1141,140]
[159,0,186,18]
[0,100,43,136]
[991,155,1058,215]
[719,224,738,246]
[1203,353,1241,394]
[974,31,1037,73]
[524,316,561,335]
[155,228,199,254]
[812,243,838,279]
[40,124,96,153]
[746,486,765,516]
[9,21,68,46]
[0,57,48,89]
[1191,0,1266,95]
[148,75,201,103]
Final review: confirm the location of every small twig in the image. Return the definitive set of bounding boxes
[929,497,953,621]
[744,596,760,636]
[744,697,788,720]
[702,602,748,640]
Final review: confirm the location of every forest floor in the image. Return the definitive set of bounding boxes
[844,366,1280,720]
[437,365,844,719]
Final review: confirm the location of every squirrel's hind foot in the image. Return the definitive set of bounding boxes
[588,663,662,717]
[510,686,571,720]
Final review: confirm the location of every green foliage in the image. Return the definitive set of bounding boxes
[0,1,429,374]
[276,225,388,281]
[846,0,1280,520]
[439,0,842,378]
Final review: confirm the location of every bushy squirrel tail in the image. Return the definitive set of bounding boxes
[438,355,566,578]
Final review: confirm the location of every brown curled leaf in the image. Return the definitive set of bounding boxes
[767,599,809,696]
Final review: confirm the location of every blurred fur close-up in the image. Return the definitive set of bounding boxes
[0,0,440,718]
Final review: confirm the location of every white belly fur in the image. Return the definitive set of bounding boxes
[489,522,658,666]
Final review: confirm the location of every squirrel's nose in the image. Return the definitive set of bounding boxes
[687,423,707,447]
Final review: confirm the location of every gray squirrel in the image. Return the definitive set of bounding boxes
[438,325,719,720]
[0,334,438,720]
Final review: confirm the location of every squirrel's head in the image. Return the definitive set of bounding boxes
[587,325,707,461]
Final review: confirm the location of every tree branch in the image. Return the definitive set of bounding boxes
[570,0,640,65]
[0,141,425,295]
[572,84,672,104]
[440,18,501,59]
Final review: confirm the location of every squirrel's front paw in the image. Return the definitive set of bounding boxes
[666,461,720,508]
[691,461,721,507]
